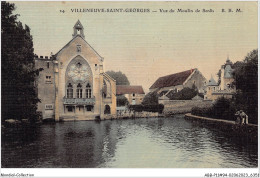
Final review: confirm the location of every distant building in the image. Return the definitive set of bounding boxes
[116,85,145,105]
[35,20,117,121]
[204,76,219,100]
[150,68,206,97]
[204,58,235,100]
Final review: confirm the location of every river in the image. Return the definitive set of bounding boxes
[1,115,258,168]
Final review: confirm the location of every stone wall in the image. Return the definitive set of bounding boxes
[183,69,206,93]
[162,100,212,115]
[116,110,159,119]
[185,113,258,143]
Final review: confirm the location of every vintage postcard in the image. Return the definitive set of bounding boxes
[1,1,258,177]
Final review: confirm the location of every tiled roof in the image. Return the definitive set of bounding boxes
[116,85,145,95]
[150,69,195,89]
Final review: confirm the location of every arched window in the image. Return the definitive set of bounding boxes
[77,83,83,98]
[67,83,73,98]
[86,83,91,98]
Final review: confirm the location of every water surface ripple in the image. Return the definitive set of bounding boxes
[1,115,258,168]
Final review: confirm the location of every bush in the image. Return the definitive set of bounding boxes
[116,95,129,106]
[142,91,159,105]
[191,97,236,121]
[167,87,198,100]
[129,104,164,114]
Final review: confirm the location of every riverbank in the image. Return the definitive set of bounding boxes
[185,113,258,143]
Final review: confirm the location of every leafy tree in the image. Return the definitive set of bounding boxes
[232,49,258,124]
[192,50,258,124]
[106,71,130,85]
[191,97,236,121]
[1,2,40,122]
[116,95,129,106]
[142,91,159,105]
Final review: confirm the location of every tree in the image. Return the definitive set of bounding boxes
[1,2,40,122]
[142,91,158,105]
[167,87,198,100]
[232,49,258,124]
[106,71,130,85]
[116,95,129,106]
[216,69,221,85]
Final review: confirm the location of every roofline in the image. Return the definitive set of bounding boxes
[183,68,196,85]
[74,20,84,29]
[149,69,199,89]
[55,35,103,62]
[116,85,145,94]
[117,85,144,87]
[103,72,116,82]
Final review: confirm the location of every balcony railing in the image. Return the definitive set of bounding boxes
[63,97,95,105]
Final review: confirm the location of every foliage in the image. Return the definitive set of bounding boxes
[191,97,236,121]
[141,91,158,105]
[129,104,164,114]
[232,49,258,124]
[106,70,130,85]
[216,69,221,85]
[116,95,129,106]
[192,49,258,124]
[1,2,41,122]
[167,87,198,100]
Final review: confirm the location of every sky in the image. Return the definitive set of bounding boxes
[11,1,258,93]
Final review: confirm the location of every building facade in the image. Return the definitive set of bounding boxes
[35,20,116,121]
[116,85,145,105]
[150,68,206,98]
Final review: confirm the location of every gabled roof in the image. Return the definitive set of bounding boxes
[116,85,145,95]
[74,20,84,29]
[55,21,102,61]
[54,35,102,60]
[150,69,195,89]
[207,76,218,86]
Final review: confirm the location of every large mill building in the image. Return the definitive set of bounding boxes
[35,20,116,121]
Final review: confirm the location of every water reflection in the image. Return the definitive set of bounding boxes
[1,115,258,168]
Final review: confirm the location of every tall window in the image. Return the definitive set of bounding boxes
[103,80,107,98]
[77,45,81,52]
[86,83,91,98]
[77,83,83,98]
[67,83,73,98]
